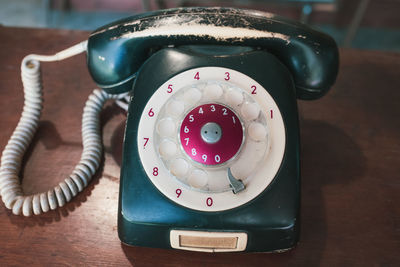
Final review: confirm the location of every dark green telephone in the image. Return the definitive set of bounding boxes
[0,7,338,252]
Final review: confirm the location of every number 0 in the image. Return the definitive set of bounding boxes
[206,197,213,207]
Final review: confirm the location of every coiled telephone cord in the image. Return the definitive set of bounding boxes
[0,41,127,216]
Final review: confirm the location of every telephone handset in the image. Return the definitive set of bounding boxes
[87,7,338,98]
[0,7,338,252]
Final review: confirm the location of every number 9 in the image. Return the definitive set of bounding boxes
[176,189,182,198]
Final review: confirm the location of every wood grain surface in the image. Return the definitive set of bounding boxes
[0,26,399,266]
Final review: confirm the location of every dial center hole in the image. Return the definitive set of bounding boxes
[201,122,222,144]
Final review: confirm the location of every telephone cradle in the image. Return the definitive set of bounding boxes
[0,7,338,253]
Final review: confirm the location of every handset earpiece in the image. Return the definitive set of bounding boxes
[87,7,338,99]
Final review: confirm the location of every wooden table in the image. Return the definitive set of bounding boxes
[0,26,399,266]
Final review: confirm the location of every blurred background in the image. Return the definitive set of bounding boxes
[0,0,399,52]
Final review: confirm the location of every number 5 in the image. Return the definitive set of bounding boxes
[167,84,173,93]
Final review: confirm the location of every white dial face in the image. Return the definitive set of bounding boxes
[137,67,285,212]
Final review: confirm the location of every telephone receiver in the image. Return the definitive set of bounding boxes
[0,7,338,253]
[87,7,338,99]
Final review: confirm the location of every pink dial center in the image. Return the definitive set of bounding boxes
[180,103,243,165]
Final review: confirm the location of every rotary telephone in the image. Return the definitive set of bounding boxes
[0,7,338,252]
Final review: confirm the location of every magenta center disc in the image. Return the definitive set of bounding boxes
[180,103,243,165]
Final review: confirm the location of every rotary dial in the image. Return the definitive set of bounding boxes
[137,67,285,211]
[180,103,243,166]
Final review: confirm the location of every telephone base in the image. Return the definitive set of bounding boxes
[118,215,299,253]
[118,46,300,253]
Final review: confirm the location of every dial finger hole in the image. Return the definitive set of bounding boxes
[203,83,223,100]
[248,122,267,141]
[183,87,202,105]
[188,169,208,189]
[166,99,184,117]
[170,158,189,178]
[225,88,243,106]
[159,139,177,158]
[241,102,260,121]
[157,118,176,137]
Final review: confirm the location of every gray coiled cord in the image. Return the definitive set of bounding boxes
[0,42,127,216]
